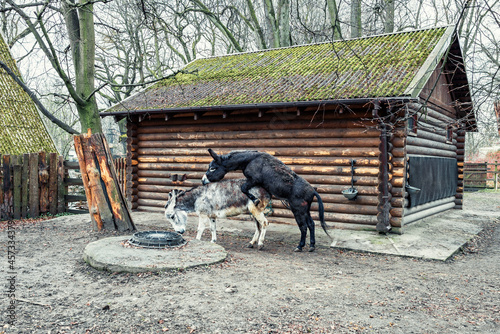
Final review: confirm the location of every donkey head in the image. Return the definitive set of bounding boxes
[202,148,228,185]
[164,189,188,234]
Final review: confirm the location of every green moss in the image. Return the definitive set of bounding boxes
[0,34,58,154]
[110,27,448,112]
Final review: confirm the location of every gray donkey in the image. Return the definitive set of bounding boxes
[164,179,272,249]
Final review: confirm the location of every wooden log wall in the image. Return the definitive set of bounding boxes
[392,102,462,229]
[126,106,384,228]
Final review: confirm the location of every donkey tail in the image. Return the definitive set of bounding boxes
[314,190,332,239]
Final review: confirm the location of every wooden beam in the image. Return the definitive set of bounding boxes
[21,154,29,218]
[57,156,66,214]
[29,153,39,218]
[48,153,58,215]
[12,157,21,219]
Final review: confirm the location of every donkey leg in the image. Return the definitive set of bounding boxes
[248,227,260,248]
[256,215,268,250]
[196,215,207,240]
[209,217,217,243]
[241,180,261,206]
[294,222,308,252]
[252,212,268,250]
[307,214,316,252]
[292,209,308,252]
[247,213,260,248]
[248,201,266,249]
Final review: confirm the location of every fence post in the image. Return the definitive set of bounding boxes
[496,161,498,191]
[2,155,11,220]
[12,156,21,219]
[57,156,66,214]
[48,153,58,215]
[0,155,3,219]
[29,153,39,218]
[39,151,49,214]
[22,154,29,218]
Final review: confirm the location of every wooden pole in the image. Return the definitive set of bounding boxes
[495,161,498,191]
[74,129,136,232]
[2,155,11,219]
[12,156,21,219]
[48,153,58,215]
[28,153,39,218]
[57,156,66,214]
[38,152,49,214]
[21,154,29,218]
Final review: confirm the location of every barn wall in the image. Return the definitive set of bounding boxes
[126,106,386,228]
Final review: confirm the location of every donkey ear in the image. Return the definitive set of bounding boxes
[208,148,222,164]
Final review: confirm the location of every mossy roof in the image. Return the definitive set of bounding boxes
[106,26,466,114]
[0,33,57,155]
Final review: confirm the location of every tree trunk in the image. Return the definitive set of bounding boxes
[263,0,280,48]
[74,129,136,232]
[327,0,342,40]
[62,0,102,133]
[245,0,267,49]
[383,0,395,33]
[350,0,362,38]
[278,0,291,47]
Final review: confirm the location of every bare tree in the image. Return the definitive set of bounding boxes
[326,0,342,39]
[5,0,103,133]
[383,0,395,33]
[350,0,362,38]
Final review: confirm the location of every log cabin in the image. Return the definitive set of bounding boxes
[101,26,476,233]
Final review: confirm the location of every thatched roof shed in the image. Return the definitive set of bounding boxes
[0,33,57,154]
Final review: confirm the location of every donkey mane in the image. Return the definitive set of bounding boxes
[176,186,199,197]
[221,150,261,170]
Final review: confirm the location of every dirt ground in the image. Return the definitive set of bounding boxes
[1,191,499,334]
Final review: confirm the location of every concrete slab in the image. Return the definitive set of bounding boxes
[329,217,482,261]
[83,236,227,273]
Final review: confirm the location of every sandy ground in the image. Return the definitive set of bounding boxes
[0,191,499,334]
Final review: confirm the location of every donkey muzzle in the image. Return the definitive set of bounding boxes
[202,174,210,185]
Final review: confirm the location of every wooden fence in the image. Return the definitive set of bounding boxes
[464,162,499,191]
[0,153,126,221]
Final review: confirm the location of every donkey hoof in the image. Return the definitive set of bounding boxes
[294,247,303,252]
[308,247,316,252]
[247,243,254,248]
[258,245,264,250]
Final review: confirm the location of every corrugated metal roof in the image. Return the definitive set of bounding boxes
[107,27,455,113]
[0,33,57,155]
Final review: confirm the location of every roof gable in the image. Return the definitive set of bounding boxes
[0,33,57,154]
[107,26,469,114]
